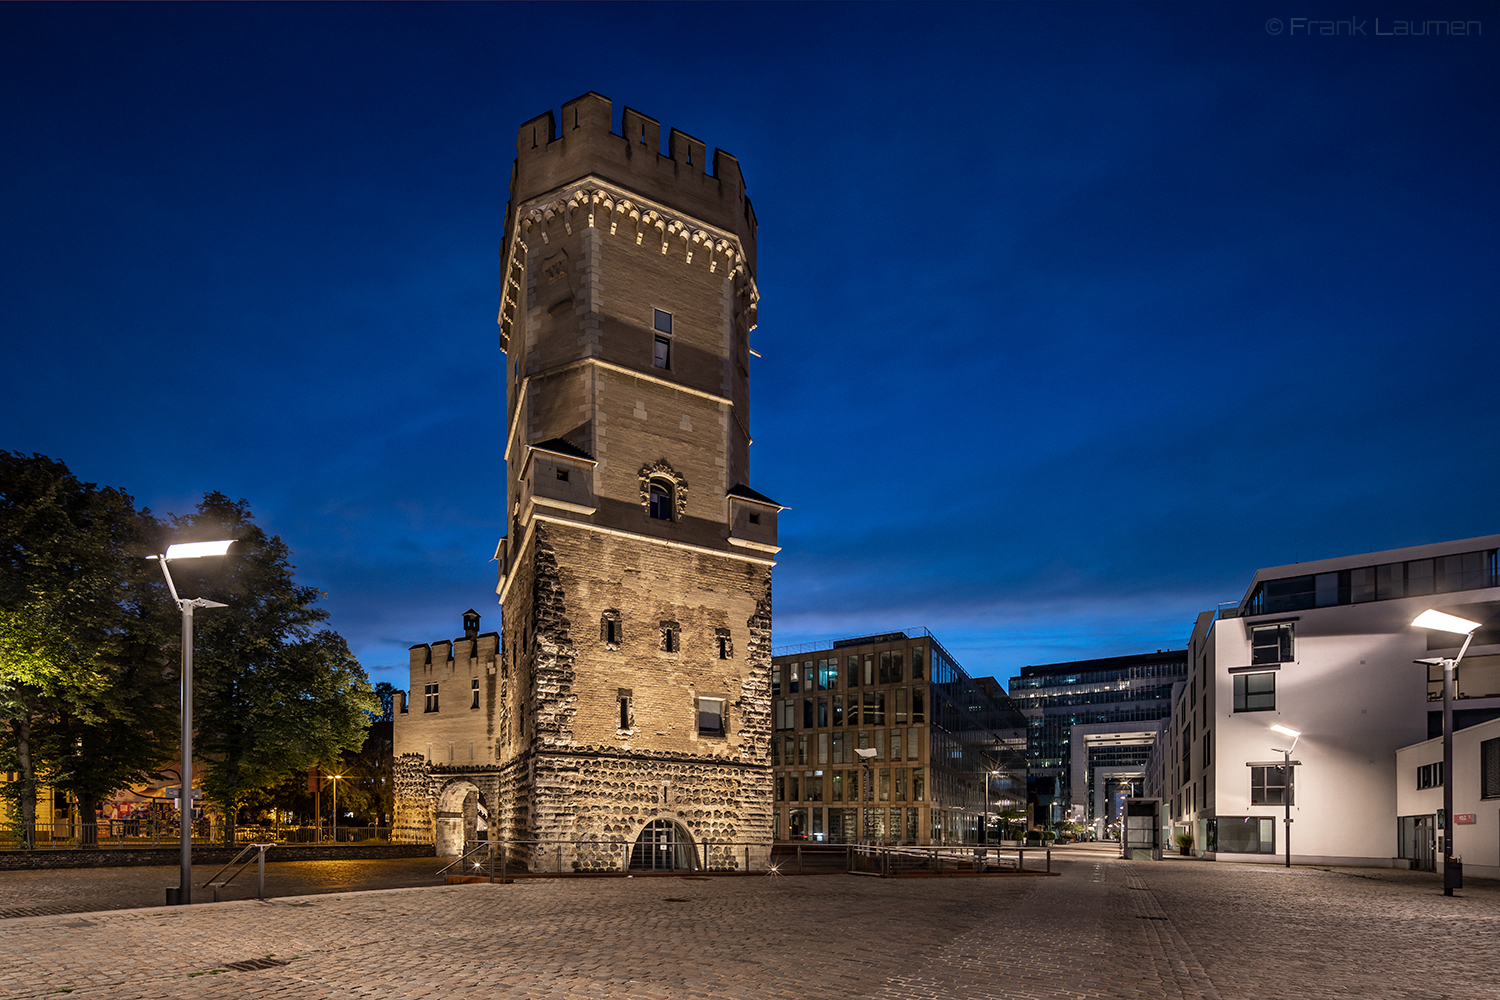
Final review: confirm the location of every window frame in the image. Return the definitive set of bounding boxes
[1233,671,1276,713]
[697,696,726,737]
[1250,764,1294,806]
[647,481,674,521]
[1250,622,1295,665]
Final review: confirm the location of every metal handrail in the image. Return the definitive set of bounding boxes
[201,843,276,900]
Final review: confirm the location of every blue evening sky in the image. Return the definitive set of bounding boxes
[3,3,1495,686]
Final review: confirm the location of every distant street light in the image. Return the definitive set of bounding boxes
[982,769,997,847]
[1412,608,1482,896]
[149,539,234,905]
[1268,724,1301,869]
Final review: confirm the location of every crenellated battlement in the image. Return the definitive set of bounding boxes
[506,93,756,275]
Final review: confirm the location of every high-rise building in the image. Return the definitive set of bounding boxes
[393,95,778,871]
[770,631,1027,845]
[1008,650,1186,829]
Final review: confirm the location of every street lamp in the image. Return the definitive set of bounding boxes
[330,773,344,844]
[149,539,234,905]
[1268,724,1301,869]
[1412,607,1482,896]
[982,769,997,847]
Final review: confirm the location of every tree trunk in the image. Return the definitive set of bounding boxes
[77,790,98,847]
[222,802,236,847]
[9,714,37,850]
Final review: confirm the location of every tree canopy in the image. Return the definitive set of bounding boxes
[0,455,375,844]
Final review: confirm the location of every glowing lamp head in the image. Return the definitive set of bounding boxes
[1269,724,1301,739]
[1412,609,1482,635]
[164,540,235,560]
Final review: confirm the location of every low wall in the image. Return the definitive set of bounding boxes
[0,843,435,870]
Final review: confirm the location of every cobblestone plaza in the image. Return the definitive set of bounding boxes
[1,847,1495,999]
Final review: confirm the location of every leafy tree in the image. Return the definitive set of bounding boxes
[160,493,376,844]
[372,681,396,723]
[0,453,154,847]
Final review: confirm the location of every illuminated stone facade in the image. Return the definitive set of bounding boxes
[393,95,778,870]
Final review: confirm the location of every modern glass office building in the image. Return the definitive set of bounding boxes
[1008,650,1187,825]
[770,630,1027,844]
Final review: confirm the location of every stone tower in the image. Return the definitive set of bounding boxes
[489,93,778,870]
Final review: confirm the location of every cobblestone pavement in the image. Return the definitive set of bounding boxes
[0,858,446,918]
[0,849,1495,999]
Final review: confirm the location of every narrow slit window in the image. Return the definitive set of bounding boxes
[470,677,480,710]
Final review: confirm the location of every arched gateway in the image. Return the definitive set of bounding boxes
[434,779,486,857]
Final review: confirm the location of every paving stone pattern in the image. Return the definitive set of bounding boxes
[0,848,1495,999]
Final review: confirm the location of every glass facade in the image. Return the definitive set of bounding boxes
[770,629,1026,844]
[1008,650,1187,821]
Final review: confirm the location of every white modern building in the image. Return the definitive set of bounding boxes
[1395,715,1500,879]
[1168,534,1500,865]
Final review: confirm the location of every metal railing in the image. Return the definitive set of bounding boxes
[202,843,276,900]
[0,822,412,851]
[434,838,1050,879]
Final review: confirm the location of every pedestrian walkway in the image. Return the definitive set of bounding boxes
[0,852,1494,998]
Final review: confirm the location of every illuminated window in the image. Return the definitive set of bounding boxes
[424,683,439,713]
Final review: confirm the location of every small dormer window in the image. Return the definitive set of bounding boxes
[556,468,569,482]
[748,512,760,525]
[648,482,673,521]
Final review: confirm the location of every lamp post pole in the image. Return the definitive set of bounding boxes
[1268,724,1301,870]
[1282,745,1292,869]
[1412,608,1481,897]
[151,541,234,905]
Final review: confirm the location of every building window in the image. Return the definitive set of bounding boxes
[424,683,439,713]
[601,610,622,647]
[716,628,733,659]
[1233,672,1276,712]
[748,512,760,524]
[619,689,633,730]
[653,335,671,370]
[1250,765,1294,806]
[1202,731,1211,767]
[1416,761,1444,789]
[698,697,725,736]
[775,699,794,731]
[654,308,672,335]
[471,678,480,710]
[817,658,837,690]
[1483,738,1500,799]
[648,482,673,521]
[556,468,569,482]
[775,773,784,801]
[1210,816,1276,854]
[1250,623,1294,665]
[802,698,814,729]
[805,770,823,801]
[863,690,885,726]
[660,621,679,653]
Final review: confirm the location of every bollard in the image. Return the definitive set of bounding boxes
[745,845,750,873]
[1018,849,1024,873]
[797,845,803,873]
[1046,848,1051,873]
[500,844,507,883]
[489,845,496,883]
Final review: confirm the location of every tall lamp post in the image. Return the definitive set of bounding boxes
[149,539,234,905]
[330,773,344,844]
[1412,608,1482,896]
[982,769,997,846]
[1268,725,1301,869]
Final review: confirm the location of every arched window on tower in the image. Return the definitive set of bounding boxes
[648,481,673,521]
